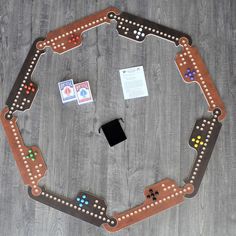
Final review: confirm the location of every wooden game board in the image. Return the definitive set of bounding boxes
[0,6,226,232]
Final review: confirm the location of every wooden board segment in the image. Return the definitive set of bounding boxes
[175,37,226,121]
[103,179,194,232]
[36,7,120,54]
[5,38,45,120]
[108,12,192,46]
[0,107,47,196]
[28,187,117,227]
[184,109,222,198]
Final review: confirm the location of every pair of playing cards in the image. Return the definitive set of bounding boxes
[58,79,93,105]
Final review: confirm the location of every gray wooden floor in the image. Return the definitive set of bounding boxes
[0,0,236,235]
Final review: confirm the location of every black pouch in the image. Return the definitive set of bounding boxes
[99,118,127,147]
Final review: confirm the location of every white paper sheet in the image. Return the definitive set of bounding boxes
[119,66,148,100]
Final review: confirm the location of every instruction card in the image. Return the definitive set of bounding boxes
[119,66,148,100]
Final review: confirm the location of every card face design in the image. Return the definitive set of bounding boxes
[58,79,77,103]
[74,81,93,105]
[119,66,148,100]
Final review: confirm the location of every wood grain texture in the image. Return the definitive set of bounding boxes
[0,0,235,236]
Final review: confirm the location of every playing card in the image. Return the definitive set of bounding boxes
[58,79,77,103]
[74,81,93,105]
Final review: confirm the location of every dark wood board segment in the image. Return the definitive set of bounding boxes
[5,38,45,120]
[28,187,117,227]
[108,12,192,46]
[184,109,222,198]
